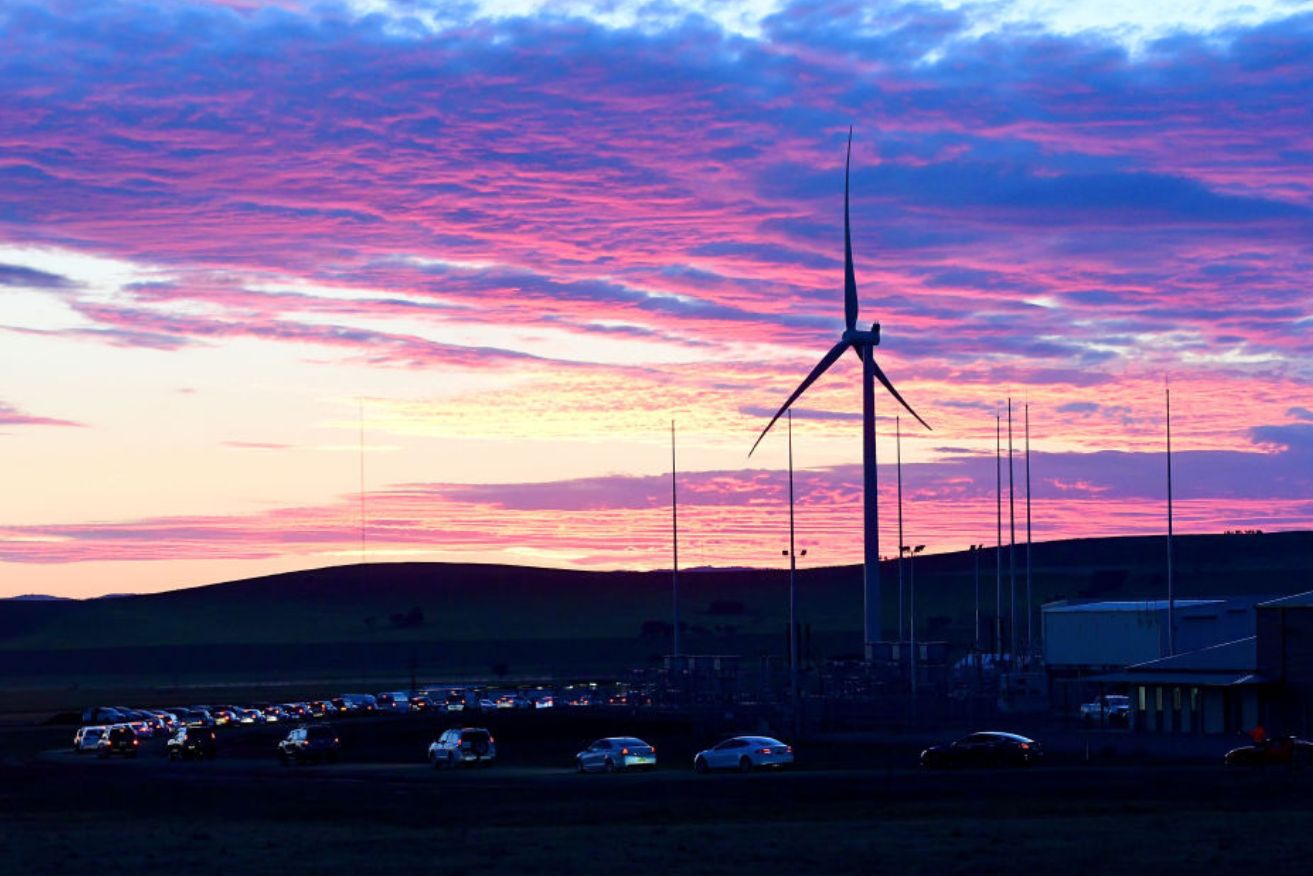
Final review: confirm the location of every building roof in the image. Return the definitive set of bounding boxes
[1093,670,1266,687]
[1045,599,1222,614]
[1126,636,1256,672]
[1258,591,1313,608]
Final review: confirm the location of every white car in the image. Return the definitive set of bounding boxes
[73,725,107,753]
[693,736,793,773]
[576,737,656,773]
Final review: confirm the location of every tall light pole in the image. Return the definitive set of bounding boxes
[969,544,985,652]
[903,543,925,693]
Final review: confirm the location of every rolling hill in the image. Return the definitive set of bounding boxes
[0,531,1309,683]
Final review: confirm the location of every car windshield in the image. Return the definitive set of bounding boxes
[461,731,490,742]
[306,727,334,739]
[615,738,647,747]
[745,737,784,747]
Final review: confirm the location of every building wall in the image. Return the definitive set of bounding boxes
[1045,609,1164,669]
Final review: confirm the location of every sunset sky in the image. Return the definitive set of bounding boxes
[1,0,1311,597]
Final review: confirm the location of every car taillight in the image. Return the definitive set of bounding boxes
[621,748,630,755]
[489,736,495,745]
[1019,743,1030,750]
[759,748,773,754]
[786,746,793,753]
[133,739,139,746]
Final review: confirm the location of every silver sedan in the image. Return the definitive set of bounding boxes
[575,737,656,773]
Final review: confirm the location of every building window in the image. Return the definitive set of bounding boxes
[1173,688,1181,710]
[1155,688,1163,712]
[1138,686,1146,711]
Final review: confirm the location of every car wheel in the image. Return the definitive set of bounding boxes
[738,756,753,774]
[448,752,457,769]
[603,758,615,774]
[576,758,586,774]
[695,756,709,774]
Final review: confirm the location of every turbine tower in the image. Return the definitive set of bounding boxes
[750,129,931,658]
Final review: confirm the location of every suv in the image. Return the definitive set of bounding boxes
[96,725,140,758]
[278,724,340,765]
[74,725,107,753]
[428,727,496,768]
[168,726,218,760]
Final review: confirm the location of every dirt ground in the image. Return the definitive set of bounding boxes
[5,719,1313,875]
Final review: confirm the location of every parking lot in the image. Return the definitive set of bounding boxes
[7,702,1313,875]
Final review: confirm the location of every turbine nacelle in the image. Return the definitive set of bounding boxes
[842,323,880,346]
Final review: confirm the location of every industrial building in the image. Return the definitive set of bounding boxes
[1042,598,1261,713]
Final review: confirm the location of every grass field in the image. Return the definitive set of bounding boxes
[6,747,1313,875]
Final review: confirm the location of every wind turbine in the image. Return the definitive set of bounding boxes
[749,129,931,657]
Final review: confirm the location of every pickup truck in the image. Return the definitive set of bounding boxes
[1080,694,1131,726]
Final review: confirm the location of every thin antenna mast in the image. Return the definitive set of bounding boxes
[671,421,680,659]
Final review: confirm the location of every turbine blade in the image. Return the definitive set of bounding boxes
[844,127,858,332]
[749,340,850,457]
[872,359,932,431]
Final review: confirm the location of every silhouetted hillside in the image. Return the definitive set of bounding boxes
[0,531,1308,680]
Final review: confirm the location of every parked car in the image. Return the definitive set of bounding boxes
[428,728,496,768]
[262,705,292,723]
[1080,695,1131,726]
[334,693,377,714]
[278,724,340,765]
[307,700,338,719]
[576,737,656,773]
[187,708,216,728]
[81,707,127,726]
[74,725,107,753]
[693,737,793,773]
[443,693,467,712]
[410,695,436,712]
[1224,736,1313,767]
[168,727,218,760]
[920,731,1043,768]
[96,725,140,758]
[376,692,410,713]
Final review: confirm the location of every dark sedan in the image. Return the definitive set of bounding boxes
[1225,736,1313,766]
[920,731,1042,768]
